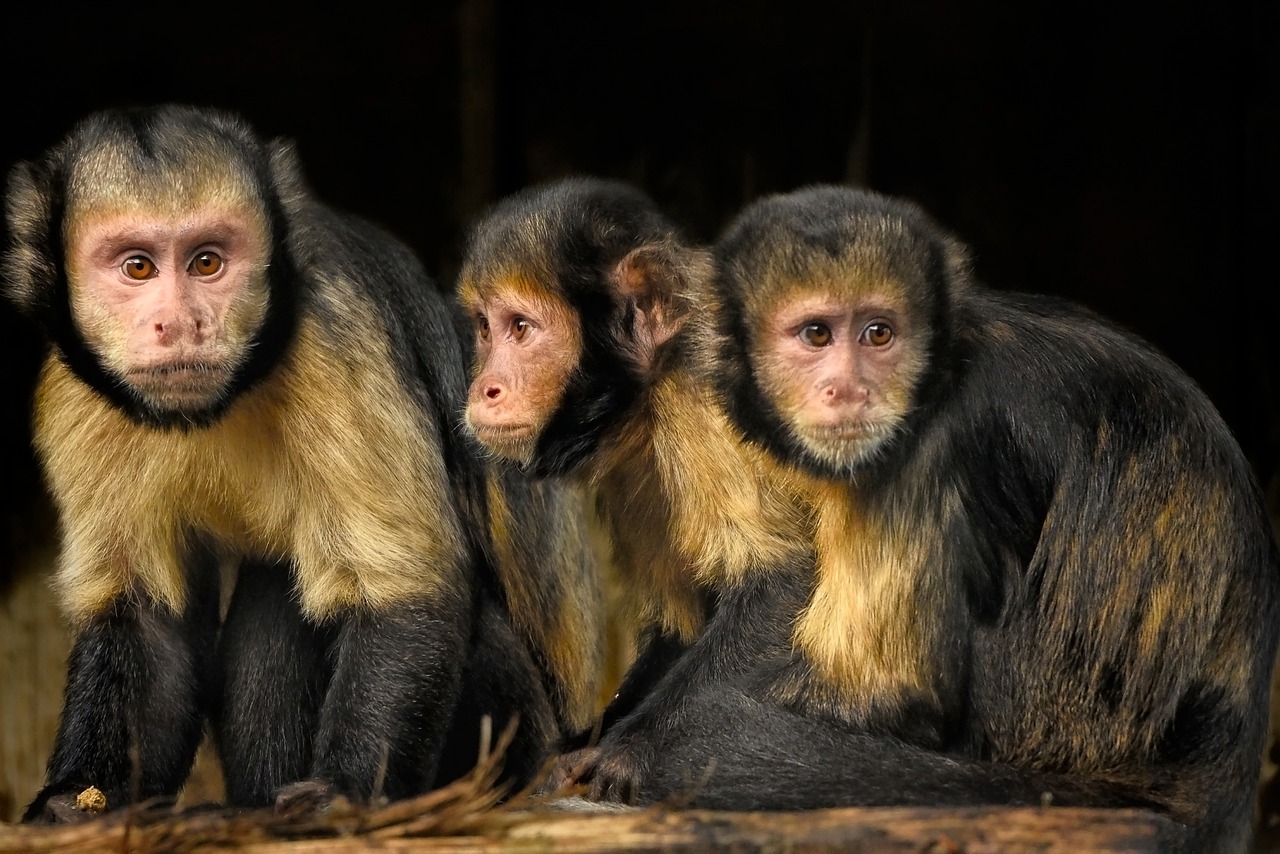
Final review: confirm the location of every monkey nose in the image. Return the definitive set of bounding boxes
[153,316,203,345]
[484,384,504,401]
[153,320,179,345]
[820,381,866,406]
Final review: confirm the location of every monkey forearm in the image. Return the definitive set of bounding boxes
[24,597,211,821]
[310,593,472,801]
[606,564,810,743]
[563,628,689,750]
[641,686,1169,816]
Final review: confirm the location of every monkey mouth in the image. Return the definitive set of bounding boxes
[797,420,894,471]
[125,361,234,409]
[802,422,877,441]
[469,423,538,462]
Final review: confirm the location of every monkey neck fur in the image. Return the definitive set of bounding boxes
[578,362,812,641]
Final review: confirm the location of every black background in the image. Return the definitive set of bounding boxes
[1,2,1276,547]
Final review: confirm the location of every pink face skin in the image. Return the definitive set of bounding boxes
[67,207,270,415]
[758,293,912,471]
[463,286,580,464]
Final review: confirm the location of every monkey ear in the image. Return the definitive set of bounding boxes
[609,244,707,372]
[941,235,975,291]
[3,161,58,318]
[266,140,310,224]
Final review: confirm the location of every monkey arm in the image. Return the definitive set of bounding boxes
[558,559,813,801]
[640,686,1174,817]
[561,627,690,752]
[23,578,220,822]
[433,592,560,790]
[305,574,475,803]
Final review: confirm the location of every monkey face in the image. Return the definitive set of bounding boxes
[456,177,700,477]
[712,186,955,479]
[752,286,923,474]
[461,281,582,466]
[64,201,271,418]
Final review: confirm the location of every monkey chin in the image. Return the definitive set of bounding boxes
[124,362,235,424]
[794,421,897,477]
[468,423,538,467]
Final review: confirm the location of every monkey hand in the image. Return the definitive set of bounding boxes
[536,745,599,795]
[544,738,653,804]
[273,779,338,816]
[22,791,99,824]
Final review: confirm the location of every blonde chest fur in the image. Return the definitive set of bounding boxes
[789,477,957,719]
[35,314,463,624]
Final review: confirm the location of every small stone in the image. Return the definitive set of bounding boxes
[75,786,107,813]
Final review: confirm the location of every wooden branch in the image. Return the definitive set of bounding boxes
[0,723,1180,853]
[0,802,1179,853]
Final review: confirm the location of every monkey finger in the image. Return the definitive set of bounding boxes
[273,779,338,816]
[535,747,596,794]
[584,746,648,804]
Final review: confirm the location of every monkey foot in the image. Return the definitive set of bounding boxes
[273,779,338,816]
[544,741,651,804]
[25,791,99,824]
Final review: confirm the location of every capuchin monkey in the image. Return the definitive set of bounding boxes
[456,177,815,800]
[629,185,1280,853]
[2,104,602,821]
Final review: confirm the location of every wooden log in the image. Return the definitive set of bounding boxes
[0,803,1181,853]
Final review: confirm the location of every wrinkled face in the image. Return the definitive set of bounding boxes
[64,151,271,419]
[459,276,581,466]
[752,280,925,475]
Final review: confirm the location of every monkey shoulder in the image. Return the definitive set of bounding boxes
[949,289,1232,457]
[932,287,1268,576]
[287,204,470,415]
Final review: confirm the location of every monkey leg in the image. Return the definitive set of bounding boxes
[303,581,473,804]
[214,558,336,807]
[558,563,810,802]
[23,586,218,822]
[433,592,559,793]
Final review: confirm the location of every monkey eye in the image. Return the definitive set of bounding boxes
[511,317,532,341]
[189,252,223,277]
[476,315,491,340]
[862,322,894,347]
[122,255,156,281]
[799,323,832,347]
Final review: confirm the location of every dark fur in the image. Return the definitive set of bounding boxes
[5,105,595,817]
[31,545,222,813]
[631,185,1280,853]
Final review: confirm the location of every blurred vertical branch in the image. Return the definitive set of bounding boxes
[457,0,498,229]
[843,18,874,189]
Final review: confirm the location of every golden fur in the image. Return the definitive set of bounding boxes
[36,302,464,625]
[585,365,812,643]
[785,477,952,717]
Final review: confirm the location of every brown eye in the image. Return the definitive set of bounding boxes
[122,256,155,280]
[476,315,490,340]
[512,318,531,341]
[189,252,223,276]
[862,322,893,347]
[800,323,832,347]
